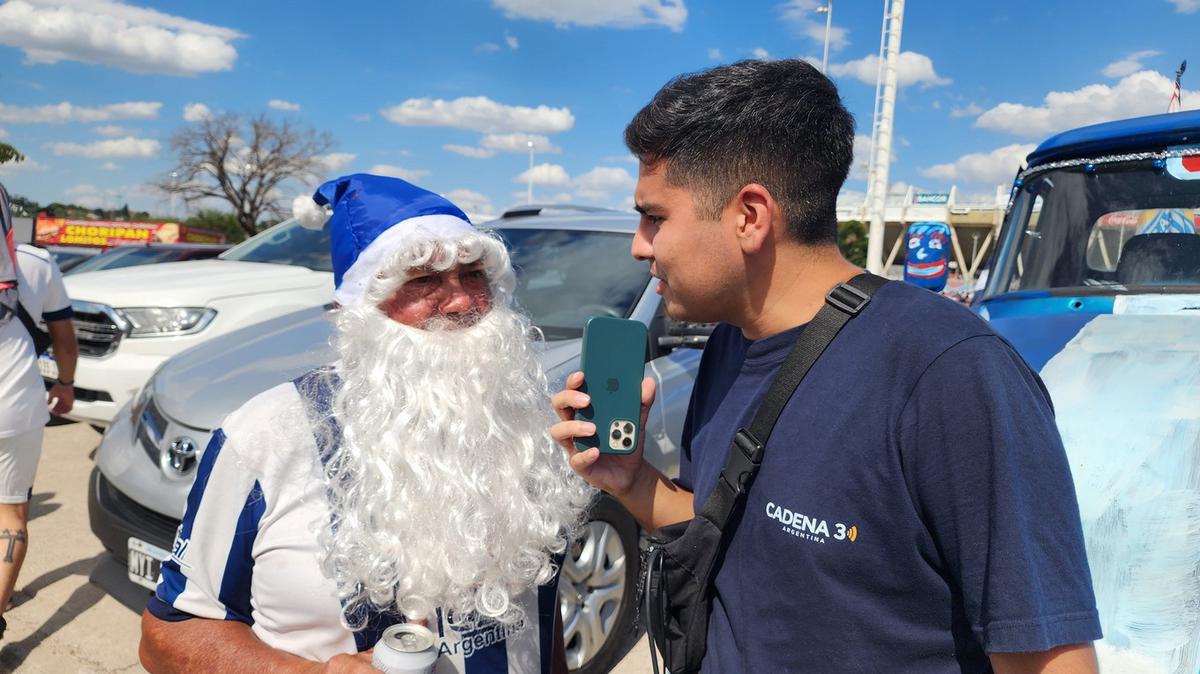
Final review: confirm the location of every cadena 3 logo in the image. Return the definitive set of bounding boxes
[765,501,858,544]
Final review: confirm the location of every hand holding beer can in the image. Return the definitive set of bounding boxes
[372,623,438,674]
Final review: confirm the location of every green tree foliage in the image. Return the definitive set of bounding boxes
[0,142,24,165]
[186,209,246,244]
[838,219,868,267]
[8,194,39,218]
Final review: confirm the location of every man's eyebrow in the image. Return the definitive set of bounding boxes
[634,202,662,215]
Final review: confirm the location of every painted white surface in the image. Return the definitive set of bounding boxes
[1041,304,1200,674]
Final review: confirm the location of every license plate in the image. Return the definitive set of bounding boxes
[38,354,58,380]
[128,538,169,590]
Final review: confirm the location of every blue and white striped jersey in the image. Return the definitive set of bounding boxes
[148,376,561,673]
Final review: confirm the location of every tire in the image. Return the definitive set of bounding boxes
[561,495,643,674]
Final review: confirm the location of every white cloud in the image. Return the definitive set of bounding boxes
[314,152,356,172]
[707,47,722,60]
[483,133,560,154]
[1168,0,1200,12]
[93,124,131,136]
[444,144,495,159]
[514,162,571,187]
[950,103,983,118]
[829,51,950,88]
[366,164,430,181]
[65,182,99,197]
[0,0,242,75]
[0,156,47,175]
[850,133,871,180]
[100,161,119,171]
[752,47,770,60]
[1102,50,1162,78]
[268,99,301,112]
[183,102,210,122]
[975,71,1198,138]
[447,133,562,158]
[505,33,519,49]
[574,166,635,200]
[779,0,849,52]
[351,113,370,123]
[443,188,497,222]
[476,41,501,53]
[50,136,160,158]
[0,100,160,124]
[492,0,686,31]
[0,127,6,139]
[920,144,1036,185]
[381,96,574,134]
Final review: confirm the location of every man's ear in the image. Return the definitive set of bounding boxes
[732,184,778,255]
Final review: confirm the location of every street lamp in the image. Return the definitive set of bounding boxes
[526,140,535,204]
[169,170,179,218]
[816,2,833,74]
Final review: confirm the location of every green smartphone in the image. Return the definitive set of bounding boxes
[575,316,647,454]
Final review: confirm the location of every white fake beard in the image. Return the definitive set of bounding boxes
[322,298,594,628]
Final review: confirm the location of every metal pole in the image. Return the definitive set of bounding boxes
[526,141,535,204]
[822,2,833,74]
[862,0,889,221]
[866,0,904,275]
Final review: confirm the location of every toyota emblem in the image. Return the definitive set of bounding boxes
[164,437,199,476]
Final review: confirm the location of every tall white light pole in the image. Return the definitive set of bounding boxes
[169,170,179,219]
[526,140,535,204]
[865,0,904,275]
[816,2,833,73]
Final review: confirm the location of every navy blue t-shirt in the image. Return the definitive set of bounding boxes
[677,281,1101,673]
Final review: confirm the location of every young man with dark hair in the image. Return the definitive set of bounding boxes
[552,59,1101,672]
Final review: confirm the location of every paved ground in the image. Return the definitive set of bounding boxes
[1,422,654,673]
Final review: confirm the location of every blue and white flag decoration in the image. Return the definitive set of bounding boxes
[292,173,474,307]
[903,221,951,291]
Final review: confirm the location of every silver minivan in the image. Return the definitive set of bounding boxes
[87,207,707,673]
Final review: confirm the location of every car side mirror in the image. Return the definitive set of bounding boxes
[656,321,713,350]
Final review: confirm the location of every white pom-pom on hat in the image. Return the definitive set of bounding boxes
[293,194,331,230]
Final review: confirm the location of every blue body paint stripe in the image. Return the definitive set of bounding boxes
[219,479,266,624]
[157,428,227,606]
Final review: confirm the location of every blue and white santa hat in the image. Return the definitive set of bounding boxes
[292,173,475,307]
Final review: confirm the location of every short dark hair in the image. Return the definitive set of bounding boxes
[625,59,855,244]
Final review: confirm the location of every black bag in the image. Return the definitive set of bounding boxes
[16,301,52,357]
[643,273,887,674]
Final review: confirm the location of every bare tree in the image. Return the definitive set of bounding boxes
[158,113,334,237]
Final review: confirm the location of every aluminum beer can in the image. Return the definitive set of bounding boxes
[372,623,439,674]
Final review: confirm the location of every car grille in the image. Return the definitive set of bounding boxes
[71,301,125,357]
[138,396,170,465]
[94,470,179,552]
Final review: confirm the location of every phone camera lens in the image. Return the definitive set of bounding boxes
[623,422,634,434]
[622,437,633,448]
[611,429,621,440]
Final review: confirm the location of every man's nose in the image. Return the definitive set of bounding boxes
[632,220,654,261]
[438,276,475,313]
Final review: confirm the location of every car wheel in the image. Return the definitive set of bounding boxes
[561,495,642,673]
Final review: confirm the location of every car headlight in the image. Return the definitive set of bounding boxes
[115,307,217,337]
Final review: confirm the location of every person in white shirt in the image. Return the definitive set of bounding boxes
[0,242,77,640]
[140,174,593,673]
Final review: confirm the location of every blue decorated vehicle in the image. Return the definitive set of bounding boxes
[977,110,1200,672]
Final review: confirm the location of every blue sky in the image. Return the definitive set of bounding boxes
[0,0,1197,221]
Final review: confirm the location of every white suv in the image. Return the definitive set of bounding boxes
[58,218,333,427]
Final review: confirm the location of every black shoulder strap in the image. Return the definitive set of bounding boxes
[15,300,52,357]
[698,272,888,528]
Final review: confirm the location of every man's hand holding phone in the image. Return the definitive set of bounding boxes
[551,371,657,497]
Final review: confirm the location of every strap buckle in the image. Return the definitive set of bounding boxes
[719,428,764,495]
[825,282,871,315]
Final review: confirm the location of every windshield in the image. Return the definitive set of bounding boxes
[498,228,650,340]
[221,218,333,272]
[67,246,184,275]
[985,158,1200,298]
